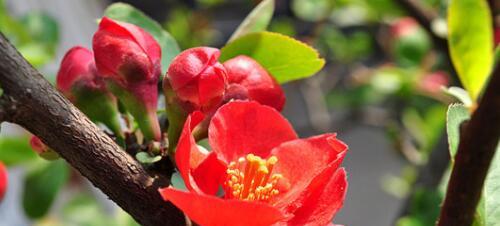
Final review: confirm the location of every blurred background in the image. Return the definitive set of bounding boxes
[0,0,484,225]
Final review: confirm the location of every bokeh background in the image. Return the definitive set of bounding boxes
[0,0,473,225]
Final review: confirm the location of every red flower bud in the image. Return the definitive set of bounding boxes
[56,47,122,139]
[0,161,7,202]
[93,17,162,141]
[166,47,227,112]
[495,27,500,46]
[30,136,49,154]
[29,136,60,160]
[223,56,285,111]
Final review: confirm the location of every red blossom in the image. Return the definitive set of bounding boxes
[223,56,285,111]
[159,101,348,226]
[0,161,7,202]
[93,17,161,141]
[166,47,227,112]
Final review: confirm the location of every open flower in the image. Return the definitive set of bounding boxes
[223,56,285,111]
[159,101,348,226]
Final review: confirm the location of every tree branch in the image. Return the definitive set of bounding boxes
[437,65,500,226]
[0,33,185,226]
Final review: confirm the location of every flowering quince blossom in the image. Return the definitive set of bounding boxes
[159,101,348,226]
[0,161,7,202]
[93,17,162,141]
[223,56,285,111]
[56,46,122,137]
[165,47,227,113]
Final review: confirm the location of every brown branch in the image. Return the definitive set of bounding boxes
[437,65,500,225]
[0,33,185,226]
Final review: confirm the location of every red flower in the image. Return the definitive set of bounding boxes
[166,47,227,112]
[93,17,161,141]
[56,47,122,138]
[159,101,348,226]
[223,56,285,111]
[0,161,7,202]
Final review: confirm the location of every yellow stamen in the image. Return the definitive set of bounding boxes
[224,154,284,202]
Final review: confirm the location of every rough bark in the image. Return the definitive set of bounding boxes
[0,33,185,226]
[437,65,500,226]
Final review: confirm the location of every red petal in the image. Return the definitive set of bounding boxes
[191,152,227,195]
[270,134,347,209]
[159,187,288,226]
[176,112,226,195]
[209,101,297,163]
[286,168,348,226]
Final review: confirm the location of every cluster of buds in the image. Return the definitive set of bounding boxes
[165,48,285,114]
[57,17,285,150]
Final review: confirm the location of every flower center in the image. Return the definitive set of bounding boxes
[224,154,283,202]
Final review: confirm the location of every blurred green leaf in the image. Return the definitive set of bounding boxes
[0,136,37,166]
[394,28,431,67]
[21,13,59,51]
[23,160,69,219]
[291,0,334,22]
[135,152,162,164]
[228,0,274,43]
[448,0,493,101]
[104,3,181,73]
[220,32,325,83]
[446,104,470,159]
[18,43,54,67]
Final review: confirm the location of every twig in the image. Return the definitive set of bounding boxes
[0,33,185,226]
[437,65,500,226]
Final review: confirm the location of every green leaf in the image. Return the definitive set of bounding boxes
[228,0,274,43]
[104,3,181,73]
[20,13,59,50]
[220,32,325,83]
[291,0,334,22]
[0,136,37,166]
[442,86,473,108]
[448,0,493,101]
[135,152,162,164]
[446,104,470,159]
[23,160,69,219]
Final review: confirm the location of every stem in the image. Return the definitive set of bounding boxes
[437,65,500,226]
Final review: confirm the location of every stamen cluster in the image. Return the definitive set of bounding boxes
[224,154,282,202]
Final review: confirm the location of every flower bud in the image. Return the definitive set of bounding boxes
[166,47,226,113]
[223,55,285,111]
[29,136,60,160]
[56,46,122,139]
[0,161,7,202]
[93,17,162,141]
